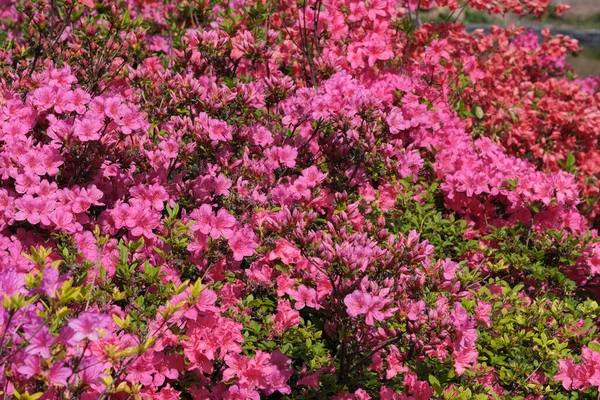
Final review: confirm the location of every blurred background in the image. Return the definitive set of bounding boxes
[424,0,600,77]
[550,0,600,77]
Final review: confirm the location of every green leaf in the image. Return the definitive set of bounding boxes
[428,375,443,395]
[99,265,106,282]
[475,106,484,119]
[130,237,145,251]
[588,342,600,353]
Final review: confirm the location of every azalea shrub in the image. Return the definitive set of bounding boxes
[2,0,600,399]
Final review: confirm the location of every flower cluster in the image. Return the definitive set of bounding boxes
[555,345,600,391]
[0,0,598,398]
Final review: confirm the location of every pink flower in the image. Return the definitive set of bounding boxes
[554,359,579,390]
[208,119,233,142]
[474,301,492,328]
[269,239,302,265]
[19,150,43,175]
[190,204,213,235]
[210,209,238,239]
[35,148,63,176]
[363,34,394,67]
[463,55,485,83]
[344,290,389,325]
[185,288,219,319]
[154,385,181,400]
[379,386,402,400]
[14,194,42,224]
[453,346,479,376]
[0,268,25,296]
[129,184,168,211]
[278,145,298,168]
[77,355,108,385]
[152,353,183,387]
[291,284,320,310]
[249,125,274,146]
[26,326,55,359]
[15,173,41,194]
[228,227,259,261]
[110,202,132,229]
[345,290,369,316]
[159,138,179,159]
[354,388,372,400]
[385,345,406,379]
[265,145,298,168]
[39,266,63,298]
[116,106,143,135]
[67,311,112,342]
[224,385,260,400]
[276,274,296,297]
[126,353,156,386]
[214,174,232,196]
[73,117,103,142]
[47,362,72,386]
[451,303,479,375]
[31,86,58,111]
[17,355,42,379]
[406,300,425,321]
[301,166,327,187]
[104,97,122,120]
[183,314,244,371]
[426,39,451,63]
[297,372,320,390]
[64,88,91,114]
[222,351,292,395]
[78,0,95,7]
[555,347,600,390]
[35,179,58,196]
[130,210,161,239]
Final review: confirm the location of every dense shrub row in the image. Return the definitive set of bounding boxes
[1,0,600,398]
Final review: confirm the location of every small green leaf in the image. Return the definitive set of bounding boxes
[428,375,443,395]
[588,342,600,353]
[475,106,484,119]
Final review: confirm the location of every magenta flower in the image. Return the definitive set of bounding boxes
[14,194,42,224]
[67,311,112,342]
[47,362,72,387]
[17,355,42,379]
[73,117,103,142]
[291,284,320,310]
[474,301,492,328]
[228,227,259,261]
[190,204,213,235]
[63,88,91,114]
[25,326,55,359]
[210,209,237,239]
[207,119,233,142]
[344,290,389,326]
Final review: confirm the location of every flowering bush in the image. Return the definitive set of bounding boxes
[1,0,600,399]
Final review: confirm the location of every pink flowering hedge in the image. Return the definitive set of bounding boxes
[2,0,600,398]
